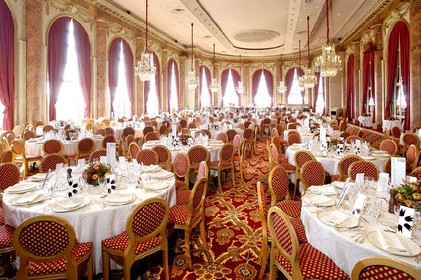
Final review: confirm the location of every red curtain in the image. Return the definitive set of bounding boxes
[0,0,14,130]
[108,39,120,116]
[199,66,211,107]
[122,40,134,116]
[345,54,355,119]
[48,17,70,121]
[361,52,370,115]
[167,59,179,111]
[73,20,91,118]
[386,21,410,130]
[263,69,274,107]
[313,72,321,111]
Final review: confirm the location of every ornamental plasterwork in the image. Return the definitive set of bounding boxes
[249,63,276,73]
[44,0,94,31]
[360,29,375,48]
[107,24,135,44]
[383,3,410,31]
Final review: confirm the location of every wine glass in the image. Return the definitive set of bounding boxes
[98,176,107,196]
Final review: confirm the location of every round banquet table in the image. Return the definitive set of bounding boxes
[301,185,421,275]
[383,120,402,132]
[2,170,176,273]
[25,137,103,157]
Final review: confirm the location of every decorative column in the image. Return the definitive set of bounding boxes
[410,0,421,129]
[372,24,384,128]
[352,41,361,121]
[161,49,169,113]
[135,36,145,115]
[179,56,186,110]
[96,20,108,118]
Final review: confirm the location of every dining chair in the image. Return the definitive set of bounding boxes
[260,118,272,140]
[406,144,420,173]
[136,148,159,166]
[12,125,23,138]
[257,181,270,280]
[39,153,67,173]
[226,129,237,142]
[67,137,95,165]
[102,198,169,280]
[88,149,107,163]
[187,145,210,174]
[287,130,301,146]
[402,132,420,155]
[345,135,363,144]
[299,160,326,192]
[379,139,398,155]
[267,206,348,280]
[101,134,117,149]
[173,152,191,191]
[243,128,255,157]
[410,166,421,181]
[0,162,20,191]
[179,119,188,129]
[128,141,141,160]
[348,160,379,181]
[121,134,135,157]
[144,131,159,142]
[346,126,357,136]
[216,132,228,143]
[201,129,212,139]
[122,127,136,139]
[104,126,115,136]
[351,256,421,280]
[42,124,55,133]
[293,150,316,198]
[336,154,363,182]
[268,165,292,205]
[0,150,13,164]
[209,142,235,193]
[94,128,106,136]
[10,139,42,179]
[152,144,172,171]
[42,139,64,155]
[177,161,208,205]
[168,177,208,270]
[22,130,37,142]
[13,215,93,279]
[232,134,242,158]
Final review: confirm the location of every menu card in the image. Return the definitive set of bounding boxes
[351,193,367,220]
[396,205,414,238]
[355,173,364,187]
[107,143,116,171]
[391,157,406,186]
[106,174,117,194]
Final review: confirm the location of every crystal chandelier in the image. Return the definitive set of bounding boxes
[209,44,219,93]
[134,0,155,82]
[315,0,342,77]
[300,16,317,89]
[186,23,198,90]
[298,41,305,92]
[236,55,245,94]
[277,54,287,94]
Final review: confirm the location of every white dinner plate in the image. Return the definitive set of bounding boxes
[103,194,135,206]
[149,170,174,179]
[5,182,38,194]
[27,173,48,182]
[144,181,170,191]
[49,198,90,213]
[367,231,421,257]
[307,185,338,196]
[142,165,161,172]
[318,211,359,228]
[361,155,376,160]
[303,194,335,207]
[9,193,47,206]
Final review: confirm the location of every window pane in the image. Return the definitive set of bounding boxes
[113,42,131,118]
[169,63,178,111]
[146,76,159,116]
[254,71,271,108]
[315,76,324,115]
[200,68,210,107]
[222,70,239,106]
[287,68,303,105]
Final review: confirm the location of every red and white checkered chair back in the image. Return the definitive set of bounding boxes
[89,149,107,163]
[173,152,190,178]
[379,139,398,155]
[220,143,234,161]
[345,135,363,144]
[348,160,379,181]
[216,132,228,143]
[94,128,106,136]
[42,139,63,155]
[136,149,158,166]
[300,160,326,190]
[122,127,136,138]
[0,163,20,190]
[152,145,171,165]
[271,136,281,153]
[78,138,95,153]
[271,128,279,138]
[101,134,116,149]
[39,153,67,173]
[128,142,141,159]
[142,125,154,136]
[402,132,420,149]
[232,134,241,151]
[268,207,297,262]
[406,144,420,172]
[294,150,316,169]
[197,161,208,181]
[243,128,253,140]
[144,132,159,142]
[226,129,237,142]
[268,166,290,204]
[189,177,207,216]
[351,256,421,280]
[338,155,363,181]
[257,182,268,221]
[270,143,279,165]
[188,145,210,165]
[104,127,115,136]
[179,119,188,128]
[0,150,13,163]
[410,166,421,181]
[127,198,169,242]
[287,131,301,145]
[10,139,24,156]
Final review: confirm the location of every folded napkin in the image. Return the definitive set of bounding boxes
[308,185,337,195]
[376,230,408,253]
[16,193,41,204]
[142,165,161,172]
[7,182,36,193]
[144,181,167,190]
[320,210,350,226]
[304,195,332,205]
[57,198,81,210]
[106,194,132,203]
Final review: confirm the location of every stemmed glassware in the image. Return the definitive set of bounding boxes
[98,176,107,196]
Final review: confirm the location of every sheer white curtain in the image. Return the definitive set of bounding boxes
[254,71,271,108]
[222,69,239,106]
[55,19,86,121]
[112,42,131,118]
[287,68,303,105]
[146,76,159,116]
[169,63,178,111]
[315,75,325,115]
[200,67,211,107]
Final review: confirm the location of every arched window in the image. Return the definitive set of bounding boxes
[167,59,179,112]
[385,21,410,131]
[143,51,160,116]
[48,17,91,122]
[252,69,273,108]
[345,54,355,120]
[315,75,325,115]
[362,50,375,116]
[221,69,239,107]
[199,66,211,107]
[109,38,134,119]
[0,0,14,130]
[285,67,304,105]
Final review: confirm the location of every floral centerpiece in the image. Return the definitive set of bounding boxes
[83,163,110,185]
[393,181,421,209]
[65,128,80,140]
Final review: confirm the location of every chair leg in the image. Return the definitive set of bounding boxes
[258,240,268,280]
[199,219,208,251]
[87,254,94,280]
[185,230,193,270]
[231,166,235,187]
[102,251,110,280]
[162,248,170,280]
[217,171,223,193]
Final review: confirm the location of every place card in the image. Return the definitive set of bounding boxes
[391,157,406,186]
[337,178,350,207]
[377,173,389,192]
[406,176,417,183]
[106,174,117,194]
[107,142,116,172]
[99,156,107,164]
[355,173,364,187]
[397,205,414,238]
[351,193,367,220]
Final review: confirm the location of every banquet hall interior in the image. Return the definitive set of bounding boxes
[1,0,421,279]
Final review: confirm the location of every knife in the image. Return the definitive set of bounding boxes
[40,169,50,190]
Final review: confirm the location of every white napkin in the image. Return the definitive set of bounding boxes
[320,210,350,226]
[16,193,40,204]
[332,181,346,189]
[106,194,132,203]
[7,182,36,193]
[308,185,337,195]
[144,181,167,190]
[142,165,161,172]
[376,230,408,253]
[57,198,81,210]
[304,195,332,205]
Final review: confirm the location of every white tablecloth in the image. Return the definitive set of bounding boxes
[285,148,388,176]
[358,116,373,127]
[25,138,103,157]
[3,173,176,273]
[283,130,314,144]
[301,189,421,275]
[383,120,402,131]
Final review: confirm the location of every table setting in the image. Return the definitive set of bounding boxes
[300,176,421,275]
